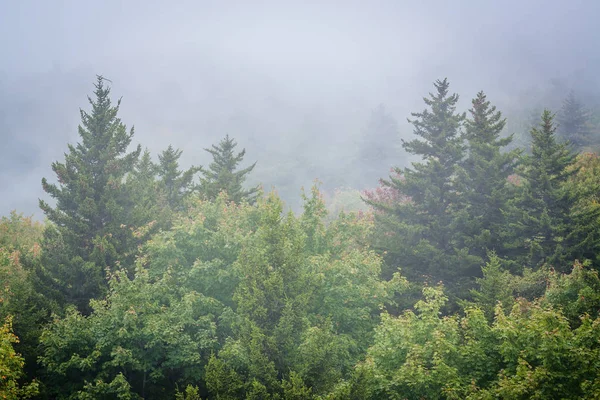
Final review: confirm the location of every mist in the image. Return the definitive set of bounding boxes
[2,0,600,217]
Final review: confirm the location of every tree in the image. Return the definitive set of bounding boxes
[0,317,39,399]
[204,188,404,399]
[467,252,515,321]
[156,145,199,211]
[40,268,220,400]
[331,284,600,400]
[455,92,520,259]
[356,105,400,187]
[332,286,486,400]
[367,79,473,295]
[126,149,166,229]
[38,76,141,312]
[560,153,600,266]
[542,260,600,327]
[558,91,591,149]
[504,110,576,270]
[198,135,259,204]
[0,212,47,381]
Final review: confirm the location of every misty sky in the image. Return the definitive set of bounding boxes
[2,0,600,217]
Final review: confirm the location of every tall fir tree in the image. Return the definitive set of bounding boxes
[504,110,576,270]
[455,92,520,259]
[38,76,141,312]
[367,79,474,296]
[558,91,592,149]
[156,145,200,210]
[198,135,259,204]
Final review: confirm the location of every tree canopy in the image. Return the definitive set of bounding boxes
[4,76,600,399]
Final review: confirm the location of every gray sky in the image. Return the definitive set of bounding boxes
[2,0,600,217]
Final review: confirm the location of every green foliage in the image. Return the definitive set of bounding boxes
[199,135,259,204]
[560,152,600,266]
[9,75,600,400]
[332,284,600,399]
[510,266,550,301]
[126,149,170,231]
[40,267,221,399]
[367,79,474,297]
[542,260,600,326]
[281,371,312,400]
[0,317,39,399]
[455,92,520,260]
[38,76,142,312]
[156,145,200,211]
[175,385,203,400]
[142,192,259,308]
[480,300,600,399]
[0,212,48,379]
[504,109,576,270]
[0,211,43,253]
[338,286,485,399]
[204,187,405,398]
[467,252,515,321]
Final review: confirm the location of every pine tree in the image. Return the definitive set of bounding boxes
[456,92,520,259]
[367,79,473,294]
[156,145,199,210]
[504,110,576,270]
[199,135,259,203]
[38,76,141,312]
[558,91,591,149]
[357,105,400,187]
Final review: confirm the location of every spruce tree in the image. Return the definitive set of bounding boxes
[368,79,473,294]
[504,110,576,270]
[558,91,591,149]
[38,76,141,312]
[198,135,259,203]
[156,145,199,210]
[456,92,520,259]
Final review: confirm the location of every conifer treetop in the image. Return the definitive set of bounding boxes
[199,135,259,204]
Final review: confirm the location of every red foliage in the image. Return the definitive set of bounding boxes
[362,171,410,210]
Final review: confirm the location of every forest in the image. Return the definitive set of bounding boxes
[3,74,600,399]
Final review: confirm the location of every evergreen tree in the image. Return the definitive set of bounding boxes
[468,252,514,321]
[126,149,171,233]
[504,110,576,270]
[558,91,591,148]
[156,145,199,210]
[456,91,520,259]
[38,76,141,312]
[559,153,600,268]
[367,79,474,295]
[198,135,259,203]
[357,105,400,187]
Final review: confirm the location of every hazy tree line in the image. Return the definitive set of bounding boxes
[2,75,600,399]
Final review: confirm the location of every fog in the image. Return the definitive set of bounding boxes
[2,0,599,217]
